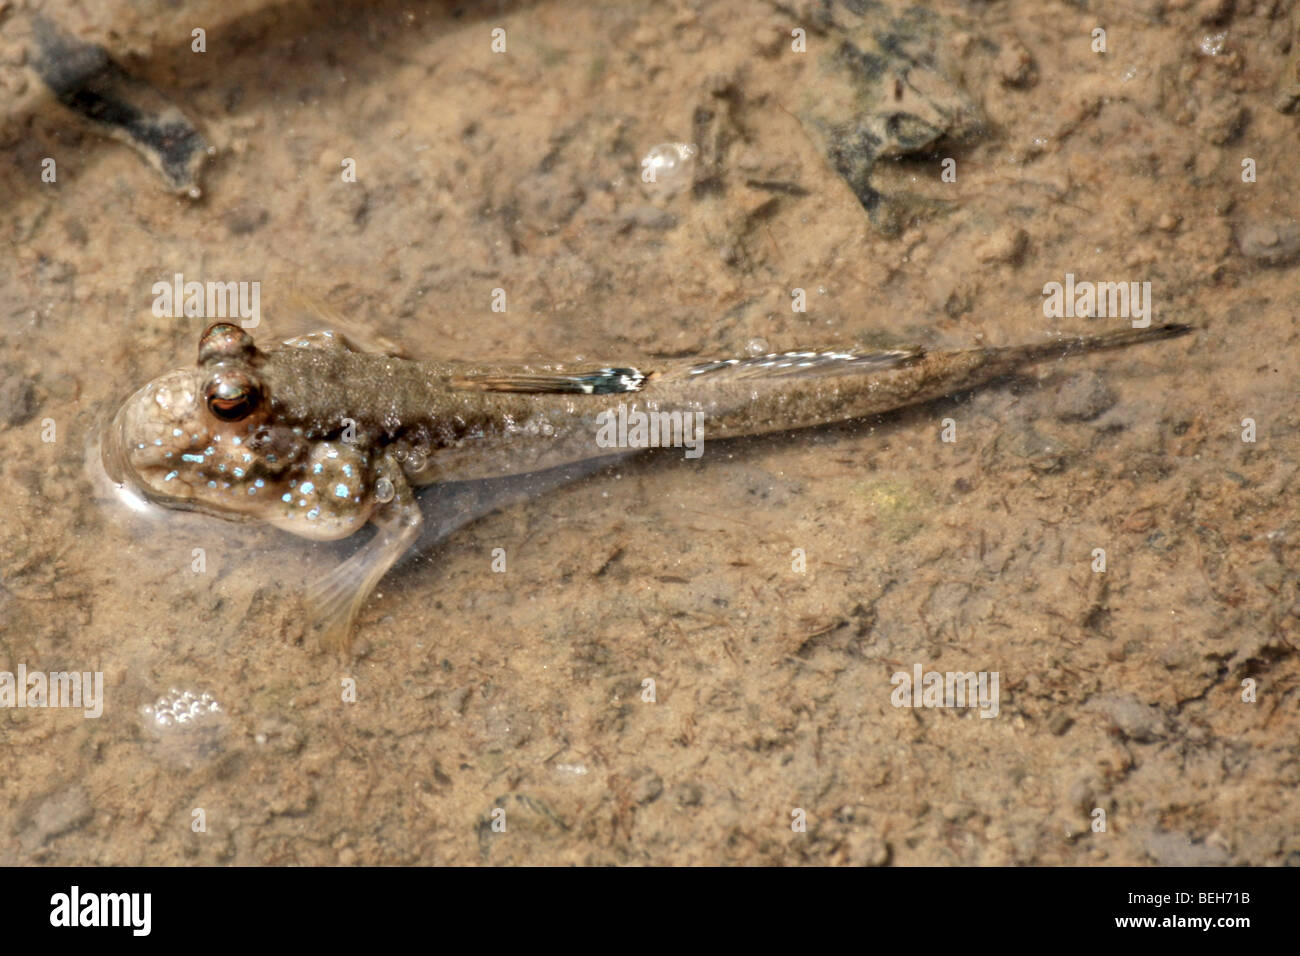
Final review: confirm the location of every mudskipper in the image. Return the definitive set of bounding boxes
[103,320,1192,651]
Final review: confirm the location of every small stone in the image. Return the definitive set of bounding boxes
[753,24,785,58]
[941,802,975,822]
[1089,693,1167,742]
[224,203,269,236]
[629,768,664,805]
[1053,372,1117,422]
[1237,222,1300,266]
[996,38,1037,88]
[844,831,891,866]
[24,786,93,851]
[0,368,38,426]
[672,782,703,807]
[515,172,586,234]
[975,225,1028,265]
[1068,776,1097,814]
[1141,829,1231,866]
[255,716,305,755]
[1201,99,1248,145]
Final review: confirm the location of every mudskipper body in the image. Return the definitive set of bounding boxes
[103,320,1192,651]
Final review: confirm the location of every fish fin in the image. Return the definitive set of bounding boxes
[451,367,647,395]
[998,323,1194,365]
[274,289,409,358]
[305,463,421,654]
[661,346,926,382]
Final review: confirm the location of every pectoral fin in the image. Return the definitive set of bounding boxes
[304,455,421,654]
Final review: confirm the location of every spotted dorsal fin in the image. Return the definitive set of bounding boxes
[451,367,646,395]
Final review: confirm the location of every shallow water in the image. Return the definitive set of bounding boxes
[2,0,1298,864]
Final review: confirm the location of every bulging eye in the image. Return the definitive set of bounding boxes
[203,369,262,422]
[199,323,256,366]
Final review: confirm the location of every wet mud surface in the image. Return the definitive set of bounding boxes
[1,0,1298,864]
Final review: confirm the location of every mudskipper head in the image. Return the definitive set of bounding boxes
[104,323,374,540]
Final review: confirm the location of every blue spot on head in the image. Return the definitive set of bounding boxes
[164,471,177,482]
[300,482,314,495]
[282,493,292,503]
[313,463,323,474]
[334,484,349,498]
[233,468,244,478]
[181,453,204,464]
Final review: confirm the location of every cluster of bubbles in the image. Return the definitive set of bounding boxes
[141,688,221,729]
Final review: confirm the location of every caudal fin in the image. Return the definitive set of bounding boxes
[1006,323,1194,364]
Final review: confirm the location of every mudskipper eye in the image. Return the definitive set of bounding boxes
[199,322,256,365]
[204,369,262,422]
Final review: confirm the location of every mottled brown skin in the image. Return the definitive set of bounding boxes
[105,321,1191,651]
[258,323,1191,479]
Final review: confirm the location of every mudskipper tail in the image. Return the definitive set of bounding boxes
[997,323,1194,365]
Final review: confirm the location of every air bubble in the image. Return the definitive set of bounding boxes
[144,687,223,731]
[374,477,395,503]
[640,142,697,198]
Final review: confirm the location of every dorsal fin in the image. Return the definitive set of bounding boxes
[451,367,646,395]
[272,290,408,358]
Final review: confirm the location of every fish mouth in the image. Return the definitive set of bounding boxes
[88,398,183,520]
[99,393,183,510]
[99,378,207,513]
[99,397,134,486]
[99,376,273,526]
